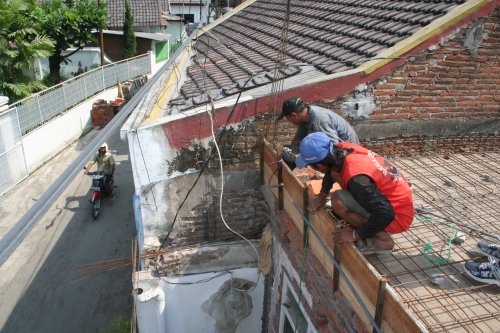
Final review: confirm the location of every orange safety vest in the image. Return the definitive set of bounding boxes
[338,142,414,233]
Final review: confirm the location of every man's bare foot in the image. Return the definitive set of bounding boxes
[373,231,394,250]
[356,232,394,255]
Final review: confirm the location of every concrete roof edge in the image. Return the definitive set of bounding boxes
[359,0,494,75]
[138,67,362,129]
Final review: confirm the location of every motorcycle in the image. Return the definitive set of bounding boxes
[85,170,110,219]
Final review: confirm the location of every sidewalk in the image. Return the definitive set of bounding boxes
[0,129,99,240]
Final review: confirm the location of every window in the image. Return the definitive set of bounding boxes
[178,13,195,23]
[279,275,318,333]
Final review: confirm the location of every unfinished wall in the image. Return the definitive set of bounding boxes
[266,210,367,333]
[139,168,269,246]
[167,171,270,247]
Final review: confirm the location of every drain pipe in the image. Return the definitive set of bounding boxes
[135,287,166,333]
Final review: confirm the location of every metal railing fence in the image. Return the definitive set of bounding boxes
[9,53,151,136]
[0,107,28,195]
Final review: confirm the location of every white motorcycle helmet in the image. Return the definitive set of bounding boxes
[99,142,108,152]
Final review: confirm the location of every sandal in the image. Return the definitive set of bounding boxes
[356,238,393,255]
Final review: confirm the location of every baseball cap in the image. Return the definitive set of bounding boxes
[295,132,332,168]
[276,96,306,121]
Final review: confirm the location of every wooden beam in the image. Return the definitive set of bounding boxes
[373,277,388,333]
[302,187,309,248]
[281,163,306,208]
[259,141,264,185]
[333,240,341,292]
[278,161,284,210]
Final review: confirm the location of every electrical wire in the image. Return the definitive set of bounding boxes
[206,98,260,293]
[417,216,458,267]
[135,131,158,209]
[160,271,231,285]
[159,74,256,248]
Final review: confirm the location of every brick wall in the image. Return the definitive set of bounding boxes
[326,8,500,122]
[170,187,270,247]
[170,116,274,173]
[267,210,368,333]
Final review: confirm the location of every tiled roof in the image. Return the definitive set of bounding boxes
[170,0,467,111]
[107,0,165,28]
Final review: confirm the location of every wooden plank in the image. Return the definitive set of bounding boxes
[333,241,341,292]
[263,142,279,165]
[278,161,284,210]
[373,278,388,333]
[382,291,426,333]
[259,142,264,185]
[283,189,304,234]
[281,164,306,208]
[309,210,424,333]
[263,164,279,199]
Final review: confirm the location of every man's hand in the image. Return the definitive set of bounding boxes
[83,166,89,175]
[308,192,329,213]
[334,226,357,243]
[282,146,296,164]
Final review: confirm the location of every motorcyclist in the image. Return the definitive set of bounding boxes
[84,143,116,197]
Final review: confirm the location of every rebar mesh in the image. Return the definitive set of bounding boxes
[364,135,500,333]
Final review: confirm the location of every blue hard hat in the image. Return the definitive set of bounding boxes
[295,132,332,168]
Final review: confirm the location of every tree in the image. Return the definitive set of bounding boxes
[122,0,136,59]
[34,0,108,84]
[0,0,54,102]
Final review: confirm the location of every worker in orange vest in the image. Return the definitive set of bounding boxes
[296,132,414,254]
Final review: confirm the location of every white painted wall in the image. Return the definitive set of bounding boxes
[171,4,204,23]
[136,268,264,333]
[22,89,117,173]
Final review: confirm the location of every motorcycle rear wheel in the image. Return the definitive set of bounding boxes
[92,198,101,219]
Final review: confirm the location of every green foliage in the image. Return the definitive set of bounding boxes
[170,39,183,55]
[34,0,109,83]
[0,0,55,102]
[122,0,136,59]
[105,316,131,333]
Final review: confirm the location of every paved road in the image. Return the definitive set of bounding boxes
[0,128,135,333]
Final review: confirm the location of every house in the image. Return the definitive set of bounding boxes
[122,0,500,332]
[104,0,208,61]
[97,30,171,63]
[168,0,207,24]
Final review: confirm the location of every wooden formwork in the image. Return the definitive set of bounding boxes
[261,141,426,333]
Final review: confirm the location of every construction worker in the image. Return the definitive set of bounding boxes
[296,132,414,254]
[84,142,116,197]
[277,96,359,210]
